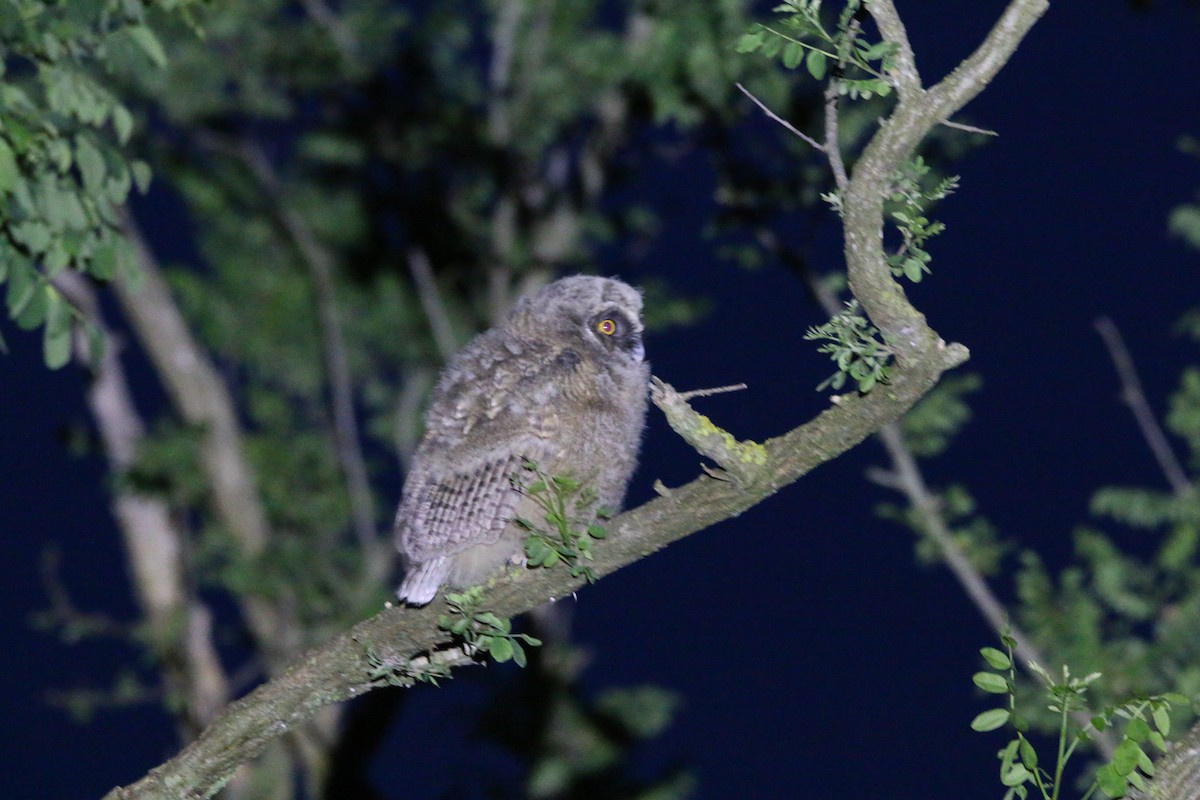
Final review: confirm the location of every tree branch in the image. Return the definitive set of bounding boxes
[1094,316,1193,496]
[736,82,826,153]
[405,248,459,361]
[844,0,1048,350]
[116,214,294,666]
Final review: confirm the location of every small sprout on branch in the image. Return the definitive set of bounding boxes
[365,643,455,687]
[437,587,541,668]
[885,156,959,284]
[805,300,892,393]
[514,460,610,583]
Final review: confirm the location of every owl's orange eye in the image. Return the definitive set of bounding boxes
[596,318,617,336]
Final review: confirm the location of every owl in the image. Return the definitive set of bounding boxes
[394,275,650,605]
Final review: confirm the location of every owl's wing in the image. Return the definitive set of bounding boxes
[394,436,551,605]
[396,446,544,563]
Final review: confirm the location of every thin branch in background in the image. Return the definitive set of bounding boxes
[36,547,132,641]
[405,248,459,360]
[787,242,1116,755]
[871,425,1118,758]
[1095,316,1193,496]
[236,140,380,561]
[735,82,826,153]
[298,0,360,67]
[394,367,435,472]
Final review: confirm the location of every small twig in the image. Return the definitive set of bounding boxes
[735,82,825,153]
[1094,316,1193,496]
[678,383,747,401]
[940,118,998,136]
[823,83,849,191]
[406,248,459,361]
[37,548,132,640]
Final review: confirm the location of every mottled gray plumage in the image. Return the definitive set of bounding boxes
[394,276,650,605]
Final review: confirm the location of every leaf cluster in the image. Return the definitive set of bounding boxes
[805,298,893,392]
[516,460,611,583]
[971,635,1185,800]
[736,0,897,98]
[0,0,177,365]
[438,587,542,668]
[884,156,959,284]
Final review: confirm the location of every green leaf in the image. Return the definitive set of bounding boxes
[782,41,803,69]
[981,647,1012,670]
[488,637,513,663]
[14,281,48,330]
[7,262,38,318]
[1125,717,1150,743]
[551,475,579,491]
[1017,736,1038,769]
[903,257,924,282]
[0,137,18,195]
[858,40,895,62]
[971,708,1010,732]
[511,641,527,668]
[90,241,118,281]
[1094,763,1127,798]
[129,25,168,68]
[75,134,106,196]
[734,30,764,54]
[112,105,134,145]
[805,49,827,80]
[131,160,152,194]
[43,286,72,369]
[1001,763,1030,787]
[1152,706,1170,736]
[973,672,1009,694]
[1112,739,1142,777]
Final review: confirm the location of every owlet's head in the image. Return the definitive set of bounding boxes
[509,275,646,364]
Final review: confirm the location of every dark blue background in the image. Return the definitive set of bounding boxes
[2,2,1199,797]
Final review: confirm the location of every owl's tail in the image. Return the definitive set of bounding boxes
[396,557,449,606]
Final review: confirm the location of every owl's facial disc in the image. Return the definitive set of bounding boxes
[588,308,644,362]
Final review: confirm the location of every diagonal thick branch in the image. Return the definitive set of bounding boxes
[103,3,1046,797]
[117,214,295,668]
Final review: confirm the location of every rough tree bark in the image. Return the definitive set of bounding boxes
[103,1,1052,797]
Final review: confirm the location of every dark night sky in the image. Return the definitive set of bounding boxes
[3,2,1200,798]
